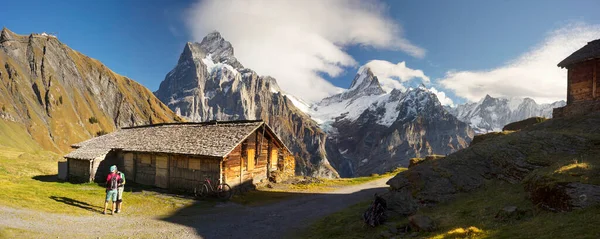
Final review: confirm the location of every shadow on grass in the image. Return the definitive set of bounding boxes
[49,196,103,213]
[32,174,60,183]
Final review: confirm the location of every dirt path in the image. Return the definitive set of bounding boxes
[0,177,391,238]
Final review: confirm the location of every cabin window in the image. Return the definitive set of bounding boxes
[140,154,151,165]
[189,158,201,170]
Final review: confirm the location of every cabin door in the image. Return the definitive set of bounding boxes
[155,155,169,188]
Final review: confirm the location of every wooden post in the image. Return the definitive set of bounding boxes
[239,147,243,186]
[594,61,597,99]
[267,140,272,178]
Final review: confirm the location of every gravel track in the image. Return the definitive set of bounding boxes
[0,177,391,238]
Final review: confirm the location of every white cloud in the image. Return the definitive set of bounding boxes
[185,0,424,102]
[429,87,454,107]
[364,60,430,92]
[439,23,600,104]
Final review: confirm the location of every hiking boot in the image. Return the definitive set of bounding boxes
[102,211,106,215]
[115,210,120,213]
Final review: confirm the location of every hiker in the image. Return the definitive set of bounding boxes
[115,170,126,213]
[103,165,121,215]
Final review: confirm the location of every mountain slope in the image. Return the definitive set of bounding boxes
[155,32,338,178]
[310,69,474,177]
[0,28,179,152]
[447,95,566,134]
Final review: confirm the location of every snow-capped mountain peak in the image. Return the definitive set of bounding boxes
[197,31,243,69]
[447,95,566,134]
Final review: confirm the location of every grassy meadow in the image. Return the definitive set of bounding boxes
[299,175,600,239]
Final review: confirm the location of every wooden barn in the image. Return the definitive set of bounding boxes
[64,120,295,192]
[554,39,600,117]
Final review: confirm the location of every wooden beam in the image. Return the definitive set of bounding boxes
[594,60,597,99]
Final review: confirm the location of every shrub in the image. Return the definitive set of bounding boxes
[88,116,98,124]
[59,96,63,105]
[96,130,107,136]
[1,105,5,112]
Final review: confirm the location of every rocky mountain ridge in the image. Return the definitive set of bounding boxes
[155,32,338,178]
[447,95,566,134]
[307,68,474,177]
[0,28,178,152]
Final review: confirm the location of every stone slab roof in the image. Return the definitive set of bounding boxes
[65,120,275,160]
[558,39,600,68]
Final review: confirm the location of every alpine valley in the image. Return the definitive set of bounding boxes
[0,29,564,178]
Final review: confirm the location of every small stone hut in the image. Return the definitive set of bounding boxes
[554,39,600,117]
[64,120,295,191]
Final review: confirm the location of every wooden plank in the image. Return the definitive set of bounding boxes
[156,155,168,169]
[594,61,597,99]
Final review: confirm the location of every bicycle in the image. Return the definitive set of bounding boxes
[194,177,233,200]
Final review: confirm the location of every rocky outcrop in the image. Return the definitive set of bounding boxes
[502,117,547,131]
[384,111,600,216]
[155,32,338,178]
[447,95,566,134]
[0,28,178,152]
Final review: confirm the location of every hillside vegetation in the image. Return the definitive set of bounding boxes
[301,111,600,239]
[0,28,179,153]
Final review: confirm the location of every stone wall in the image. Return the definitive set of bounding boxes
[553,100,600,118]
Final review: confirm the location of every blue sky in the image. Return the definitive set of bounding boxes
[3,0,600,104]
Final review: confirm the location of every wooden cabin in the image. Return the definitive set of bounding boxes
[554,39,600,117]
[64,120,295,192]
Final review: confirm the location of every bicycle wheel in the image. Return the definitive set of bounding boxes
[195,183,209,199]
[216,183,233,200]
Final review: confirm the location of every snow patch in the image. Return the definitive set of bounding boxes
[202,54,239,78]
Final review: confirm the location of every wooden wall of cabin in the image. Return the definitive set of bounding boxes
[67,159,91,183]
[223,130,283,187]
[132,153,156,186]
[568,59,599,104]
[168,155,220,191]
[119,152,220,192]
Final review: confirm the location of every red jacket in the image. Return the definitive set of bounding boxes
[106,172,122,190]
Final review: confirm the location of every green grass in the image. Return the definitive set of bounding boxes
[231,168,406,206]
[0,146,402,216]
[300,180,600,239]
[0,148,204,217]
[0,120,43,153]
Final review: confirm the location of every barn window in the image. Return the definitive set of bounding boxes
[189,158,201,170]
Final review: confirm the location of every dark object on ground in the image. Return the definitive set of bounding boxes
[502,117,547,131]
[495,205,532,221]
[408,214,436,232]
[363,194,387,227]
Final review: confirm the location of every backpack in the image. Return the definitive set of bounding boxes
[363,195,388,227]
[109,173,119,190]
[118,172,126,186]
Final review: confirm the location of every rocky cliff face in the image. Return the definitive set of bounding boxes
[310,68,474,177]
[0,28,179,152]
[447,95,566,134]
[155,32,338,178]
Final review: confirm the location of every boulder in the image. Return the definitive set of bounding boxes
[408,215,436,232]
[382,190,419,217]
[494,206,531,221]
